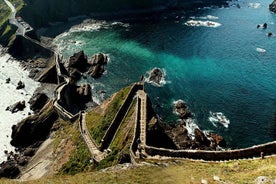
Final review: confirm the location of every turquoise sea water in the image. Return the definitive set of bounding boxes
[52,0,276,148]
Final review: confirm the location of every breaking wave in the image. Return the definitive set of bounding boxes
[184,20,221,28]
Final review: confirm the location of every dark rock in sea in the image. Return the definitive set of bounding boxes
[88,53,108,78]
[0,160,20,179]
[69,68,82,81]
[210,133,226,147]
[16,80,25,90]
[268,32,273,37]
[269,0,276,13]
[76,83,92,102]
[10,102,58,148]
[263,23,267,29]
[28,93,49,112]
[194,128,210,147]
[68,50,89,72]
[148,68,163,86]
[6,101,26,113]
[174,100,192,119]
[5,78,10,84]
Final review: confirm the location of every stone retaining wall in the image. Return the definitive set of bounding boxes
[144,141,276,161]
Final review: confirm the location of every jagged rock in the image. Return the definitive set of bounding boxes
[23,148,36,157]
[17,157,28,166]
[270,1,276,13]
[148,68,163,86]
[5,78,10,84]
[0,161,20,179]
[76,83,92,102]
[210,133,226,147]
[6,101,26,113]
[28,93,49,112]
[16,80,25,90]
[68,50,88,72]
[174,100,192,119]
[69,68,82,80]
[10,102,58,148]
[88,53,108,78]
[194,128,210,146]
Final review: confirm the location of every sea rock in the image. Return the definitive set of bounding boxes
[5,78,10,84]
[10,102,58,148]
[69,68,82,80]
[28,93,49,112]
[174,100,192,119]
[68,50,88,72]
[6,101,26,113]
[269,1,276,13]
[148,68,163,86]
[194,128,210,146]
[210,133,226,147]
[76,83,92,102]
[16,80,25,90]
[88,53,108,78]
[0,161,20,179]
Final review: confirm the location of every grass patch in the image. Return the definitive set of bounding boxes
[86,85,132,145]
[96,99,137,169]
[54,119,92,175]
[1,156,275,183]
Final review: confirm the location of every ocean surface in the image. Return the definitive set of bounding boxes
[0,0,275,163]
[51,0,275,149]
[0,48,39,163]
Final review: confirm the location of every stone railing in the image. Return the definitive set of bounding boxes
[143,141,276,161]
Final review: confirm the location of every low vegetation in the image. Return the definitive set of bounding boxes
[53,119,92,175]
[96,99,137,169]
[0,156,275,183]
[86,85,132,145]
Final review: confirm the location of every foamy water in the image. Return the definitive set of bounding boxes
[0,49,39,163]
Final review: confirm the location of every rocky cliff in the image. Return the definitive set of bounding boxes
[19,0,227,29]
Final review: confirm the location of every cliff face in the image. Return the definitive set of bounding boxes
[19,0,226,28]
[269,0,276,13]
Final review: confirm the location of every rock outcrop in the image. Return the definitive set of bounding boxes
[68,50,89,72]
[88,53,108,78]
[148,68,164,86]
[10,101,58,148]
[28,93,49,112]
[269,1,276,13]
[6,101,26,113]
[174,100,192,119]
[16,81,25,90]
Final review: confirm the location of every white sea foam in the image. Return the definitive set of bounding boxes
[208,111,230,128]
[190,15,219,20]
[184,20,221,28]
[183,118,199,140]
[0,50,39,163]
[248,3,261,9]
[256,47,266,53]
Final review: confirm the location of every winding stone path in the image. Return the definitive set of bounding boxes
[79,113,107,162]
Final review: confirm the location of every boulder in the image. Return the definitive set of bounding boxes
[0,161,20,179]
[210,133,226,147]
[194,128,211,146]
[28,93,49,112]
[6,101,26,113]
[10,102,58,148]
[148,68,163,85]
[174,100,192,119]
[16,80,25,90]
[5,78,10,84]
[76,83,92,102]
[68,50,88,72]
[270,1,276,13]
[88,53,108,78]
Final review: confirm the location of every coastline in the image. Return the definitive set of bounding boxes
[0,48,40,163]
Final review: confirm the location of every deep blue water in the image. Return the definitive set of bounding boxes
[52,0,276,148]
